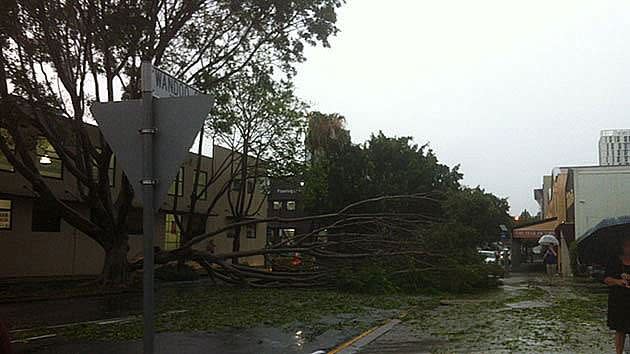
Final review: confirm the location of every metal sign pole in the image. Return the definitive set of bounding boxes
[141,61,156,354]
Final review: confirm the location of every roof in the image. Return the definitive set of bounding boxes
[555,164,630,171]
[513,217,557,230]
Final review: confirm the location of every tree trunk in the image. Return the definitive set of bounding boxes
[101,236,130,286]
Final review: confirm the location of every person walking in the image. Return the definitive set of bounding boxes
[603,236,630,354]
[543,246,558,276]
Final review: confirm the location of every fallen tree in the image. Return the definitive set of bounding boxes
[130,194,453,289]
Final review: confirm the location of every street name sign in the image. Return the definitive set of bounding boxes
[150,66,201,98]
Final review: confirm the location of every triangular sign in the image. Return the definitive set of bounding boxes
[91,95,213,209]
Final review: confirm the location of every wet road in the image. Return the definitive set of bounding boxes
[4,283,397,354]
[356,273,612,353]
[15,328,344,354]
[4,273,612,354]
[1,292,142,330]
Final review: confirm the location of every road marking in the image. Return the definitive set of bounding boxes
[97,317,135,325]
[328,319,401,354]
[10,309,188,333]
[11,333,57,344]
[165,310,188,315]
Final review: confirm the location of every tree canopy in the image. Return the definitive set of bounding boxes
[303,121,511,247]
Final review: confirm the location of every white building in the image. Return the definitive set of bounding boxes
[599,129,630,166]
[571,165,630,241]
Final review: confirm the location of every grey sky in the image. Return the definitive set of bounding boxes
[294,0,630,215]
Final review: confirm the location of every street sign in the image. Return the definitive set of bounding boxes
[91,95,213,208]
[91,62,213,354]
[149,66,201,98]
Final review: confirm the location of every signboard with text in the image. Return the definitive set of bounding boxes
[513,230,554,240]
[150,66,201,98]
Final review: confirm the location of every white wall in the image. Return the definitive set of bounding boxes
[574,166,630,240]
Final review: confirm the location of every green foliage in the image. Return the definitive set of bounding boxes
[362,132,462,197]
[303,126,512,294]
[395,223,505,293]
[335,265,398,294]
[332,226,505,294]
[17,286,424,342]
[210,64,308,178]
[306,111,351,154]
[304,129,462,214]
[333,259,503,294]
[394,263,504,294]
[443,187,513,244]
[516,209,538,225]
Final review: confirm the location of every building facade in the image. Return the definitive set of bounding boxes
[266,178,311,246]
[0,131,268,278]
[518,164,630,270]
[599,129,630,166]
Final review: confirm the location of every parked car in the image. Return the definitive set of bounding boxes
[479,250,497,264]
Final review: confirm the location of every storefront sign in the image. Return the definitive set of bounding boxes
[513,230,553,239]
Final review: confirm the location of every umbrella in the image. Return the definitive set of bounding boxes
[538,234,559,246]
[577,216,630,265]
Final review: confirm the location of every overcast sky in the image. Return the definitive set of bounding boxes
[293,0,630,215]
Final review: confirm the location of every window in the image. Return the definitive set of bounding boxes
[0,128,14,172]
[286,200,296,211]
[194,170,208,200]
[272,201,282,210]
[279,228,296,244]
[36,137,62,178]
[246,224,256,239]
[168,167,184,196]
[32,200,61,232]
[164,213,181,250]
[0,199,11,230]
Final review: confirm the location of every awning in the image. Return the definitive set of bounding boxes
[512,218,558,240]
